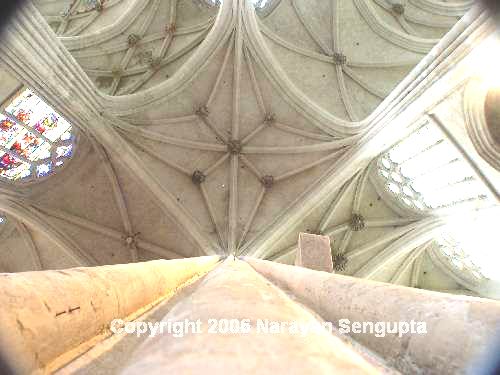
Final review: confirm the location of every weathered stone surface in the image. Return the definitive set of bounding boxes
[246,258,500,375]
[295,232,333,273]
[121,259,380,375]
[0,257,220,373]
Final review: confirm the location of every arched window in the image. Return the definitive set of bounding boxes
[0,89,75,182]
[433,205,499,284]
[375,120,499,285]
[376,121,491,212]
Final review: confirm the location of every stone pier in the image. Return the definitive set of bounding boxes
[0,256,220,373]
[246,258,500,374]
[120,259,380,374]
[1,257,499,374]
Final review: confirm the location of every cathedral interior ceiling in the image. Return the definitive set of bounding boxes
[0,0,482,294]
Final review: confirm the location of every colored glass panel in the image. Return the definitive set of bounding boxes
[0,89,74,181]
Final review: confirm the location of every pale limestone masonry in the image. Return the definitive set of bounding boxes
[0,0,499,374]
[0,257,220,373]
[121,260,381,375]
[1,257,499,374]
[246,258,500,374]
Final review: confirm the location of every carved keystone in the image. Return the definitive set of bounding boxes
[60,7,71,18]
[261,175,274,189]
[139,50,153,65]
[227,140,242,155]
[350,213,365,231]
[195,105,210,117]
[150,57,162,70]
[192,170,206,185]
[392,3,405,15]
[124,232,140,248]
[264,113,276,125]
[111,68,123,78]
[333,253,348,272]
[333,52,347,66]
[165,23,177,35]
[127,34,141,47]
[295,232,333,273]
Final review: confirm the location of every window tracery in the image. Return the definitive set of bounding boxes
[376,121,499,284]
[0,89,75,182]
[433,206,499,283]
[376,122,490,212]
[437,239,485,281]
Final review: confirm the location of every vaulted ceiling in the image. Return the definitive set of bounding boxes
[2,0,492,296]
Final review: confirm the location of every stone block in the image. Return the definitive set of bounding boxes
[295,232,333,273]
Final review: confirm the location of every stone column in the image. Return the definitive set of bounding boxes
[121,259,380,374]
[246,258,500,374]
[0,256,220,374]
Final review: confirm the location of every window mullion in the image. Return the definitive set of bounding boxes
[1,109,52,145]
[0,144,30,164]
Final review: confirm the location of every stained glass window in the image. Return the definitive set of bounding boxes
[0,89,74,182]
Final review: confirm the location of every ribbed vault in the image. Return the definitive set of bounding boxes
[2,0,499,298]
